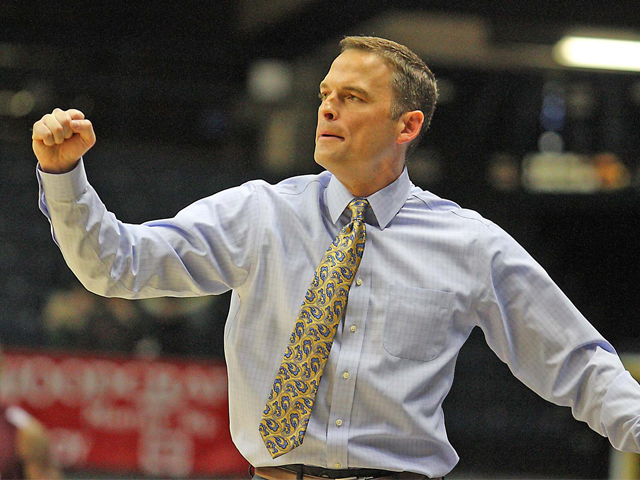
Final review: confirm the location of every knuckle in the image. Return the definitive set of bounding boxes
[54,109,70,122]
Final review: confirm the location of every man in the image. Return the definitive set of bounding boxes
[32,36,640,479]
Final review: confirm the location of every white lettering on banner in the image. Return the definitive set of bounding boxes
[18,356,57,408]
[0,355,227,406]
[51,358,97,406]
[82,401,150,432]
[139,428,194,477]
[54,358,138,404]
[81,401,220,437]
[179,409,219,437]
[111,361,140,398]
[139,364,184,413]
[0,352,237,475]
[49,428,92,468]
[184,365,228,403]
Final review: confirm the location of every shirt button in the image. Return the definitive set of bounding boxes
[355,278,363,286]
[335,419,343,427]
[342,371,350,379]
[349,325,357,333]
[334,463,342,468]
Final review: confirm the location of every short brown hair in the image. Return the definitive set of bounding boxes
[340,36,438,156]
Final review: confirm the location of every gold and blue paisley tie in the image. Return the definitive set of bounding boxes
[259,198,369,458]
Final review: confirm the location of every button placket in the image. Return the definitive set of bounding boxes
[325,235,372,469]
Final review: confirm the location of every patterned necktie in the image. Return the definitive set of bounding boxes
[259,198,369,458]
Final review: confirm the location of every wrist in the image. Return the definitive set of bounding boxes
[38,159,80,174]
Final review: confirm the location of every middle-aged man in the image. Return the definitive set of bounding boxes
[32,36,640,479]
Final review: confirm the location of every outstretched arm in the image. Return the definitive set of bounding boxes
[475,222,640,453]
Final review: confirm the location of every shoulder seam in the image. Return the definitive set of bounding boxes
[409,192,434,211]
[278,179,324,197]
[450,210,493,228]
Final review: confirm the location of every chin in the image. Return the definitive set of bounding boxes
[313,151,331,170]
[315,147,352,175]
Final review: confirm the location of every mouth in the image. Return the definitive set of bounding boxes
[318,133,345,141]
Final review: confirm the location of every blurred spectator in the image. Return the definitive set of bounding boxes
[42,280,144,354]
[42,280,225,358]
[83,297,143,353]
[42,282,96,350]
[0,347,62,479]
[138,296,225,358]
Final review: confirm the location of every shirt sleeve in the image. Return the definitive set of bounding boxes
[37,159,259,299]
[474,222,640,453]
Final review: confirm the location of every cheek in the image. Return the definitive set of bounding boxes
[363,124,395,149]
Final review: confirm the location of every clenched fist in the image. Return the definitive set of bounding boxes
[32,108,96,173]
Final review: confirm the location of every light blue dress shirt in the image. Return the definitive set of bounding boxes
[38,160,640,477]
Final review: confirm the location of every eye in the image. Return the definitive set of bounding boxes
[318,92,328,101]
[346,94,360,102]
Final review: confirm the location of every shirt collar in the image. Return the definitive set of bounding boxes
[326,167,412,230]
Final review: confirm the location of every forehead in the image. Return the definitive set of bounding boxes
[321,49,394,94]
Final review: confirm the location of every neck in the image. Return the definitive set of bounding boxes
[339,162,404,197]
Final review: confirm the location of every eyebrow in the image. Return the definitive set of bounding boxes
[319,82,370,98]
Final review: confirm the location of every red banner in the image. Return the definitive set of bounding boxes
[0,350,248,477]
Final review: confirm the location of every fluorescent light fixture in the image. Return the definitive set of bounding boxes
[554,36,640,72]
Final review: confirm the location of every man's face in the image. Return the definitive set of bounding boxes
[314,49,402,179]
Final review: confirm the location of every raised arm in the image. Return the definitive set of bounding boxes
[34,109,259,300]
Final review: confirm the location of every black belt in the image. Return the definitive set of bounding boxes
[253,464,440,479]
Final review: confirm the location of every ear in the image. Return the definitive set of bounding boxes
[396,110,424,145]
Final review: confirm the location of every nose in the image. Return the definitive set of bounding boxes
[319,97,337,121]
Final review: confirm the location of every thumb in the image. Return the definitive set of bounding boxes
[70,119,96,146]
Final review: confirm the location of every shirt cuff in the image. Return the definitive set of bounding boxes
[601,369,640,453]
[37,158,89,201]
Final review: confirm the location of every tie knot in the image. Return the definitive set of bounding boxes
[348,198,368,222]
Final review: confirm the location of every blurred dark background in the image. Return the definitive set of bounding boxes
[1,1,640,478]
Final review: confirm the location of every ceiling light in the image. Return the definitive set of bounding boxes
[554,36,640,72]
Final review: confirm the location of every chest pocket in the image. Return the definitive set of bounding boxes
[383,284,454,362]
